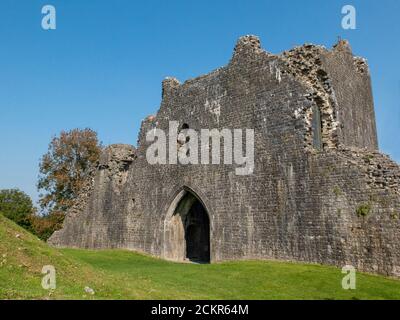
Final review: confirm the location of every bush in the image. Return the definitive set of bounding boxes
[0,189,35,229]
[29,212,65,241]
[0,189,65,241]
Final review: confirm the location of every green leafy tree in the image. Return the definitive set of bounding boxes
[0,189,35,231]
[38,128,102,215]
[0,189,69,241]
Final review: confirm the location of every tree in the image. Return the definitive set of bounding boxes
[0,189,35,231]
[38,128,102,215]
[29,212,65,241]
[0,189,71,241]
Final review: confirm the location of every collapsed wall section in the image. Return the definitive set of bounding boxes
[280,43,340,150]
[321,40,378,150]
[278,39,378,151]
[48,144,136,248]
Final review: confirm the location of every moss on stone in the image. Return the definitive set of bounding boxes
[356,204,371,217]
[333,186,342,197]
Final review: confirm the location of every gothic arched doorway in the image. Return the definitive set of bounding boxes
[163,189,211,263]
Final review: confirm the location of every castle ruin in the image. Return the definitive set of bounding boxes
[49,35,400,277]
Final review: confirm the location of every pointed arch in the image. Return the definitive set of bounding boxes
[163,186,212,263]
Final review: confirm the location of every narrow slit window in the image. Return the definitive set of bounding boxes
[312,105,322,150]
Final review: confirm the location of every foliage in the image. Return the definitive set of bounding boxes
[0,189,35,231]
[0,189,66,241]
[38,128,102,214]
[29,212,65,241]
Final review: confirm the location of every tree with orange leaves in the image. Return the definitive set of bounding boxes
[38,128,102,215]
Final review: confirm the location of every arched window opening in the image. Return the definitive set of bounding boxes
[312,105,323,150]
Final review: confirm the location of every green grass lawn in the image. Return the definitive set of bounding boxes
[1,214,400,300]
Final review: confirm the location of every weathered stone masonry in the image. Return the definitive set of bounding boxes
[49,35,400,277]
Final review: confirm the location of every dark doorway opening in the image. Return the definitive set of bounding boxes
[164,189,211,263]
[184,199,210,263]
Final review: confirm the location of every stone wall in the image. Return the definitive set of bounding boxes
[49,36,400,277]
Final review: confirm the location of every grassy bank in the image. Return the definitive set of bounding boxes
[1,214,400,299]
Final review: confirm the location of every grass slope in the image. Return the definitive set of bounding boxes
[1,214,400,300]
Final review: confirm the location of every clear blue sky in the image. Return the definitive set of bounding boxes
[1,0,399,204]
